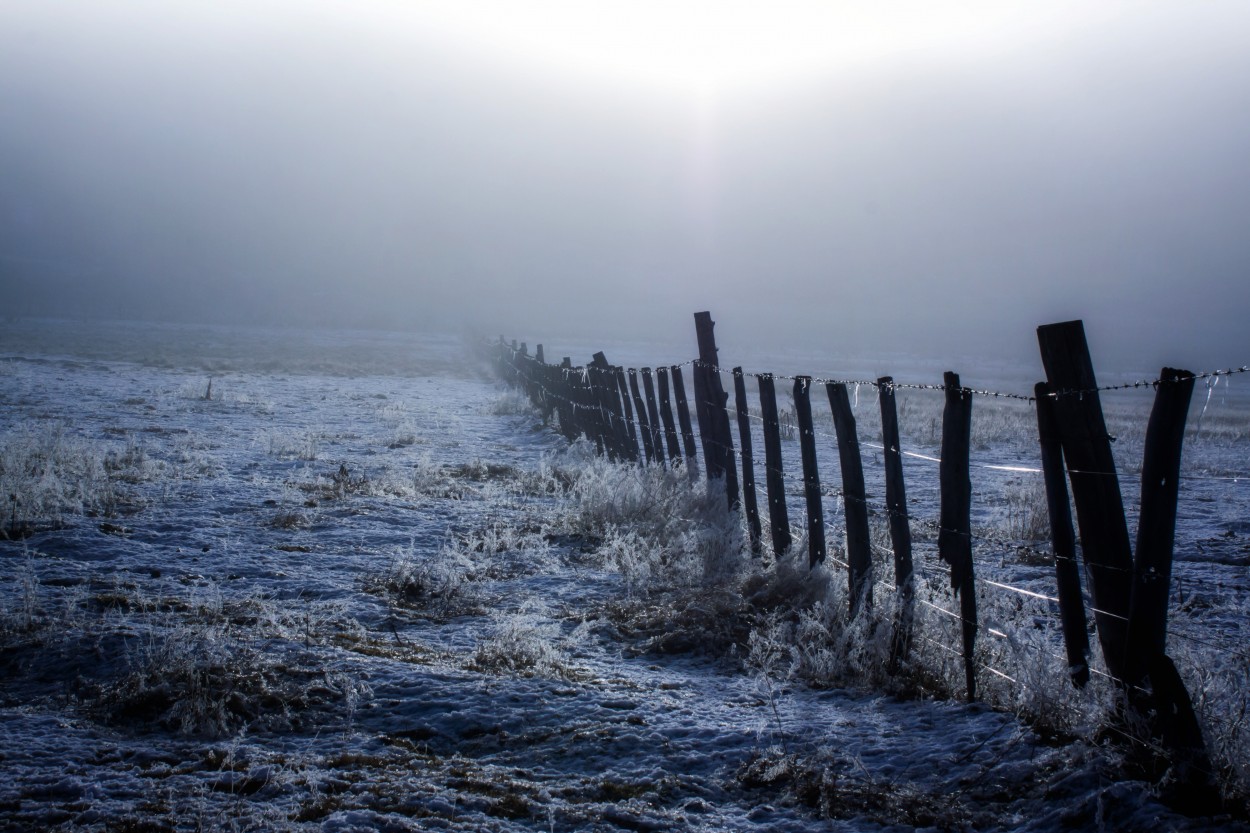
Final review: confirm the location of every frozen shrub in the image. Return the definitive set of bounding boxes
[469,613,570,678]
[0,425,121,532]
[365,540,478,615]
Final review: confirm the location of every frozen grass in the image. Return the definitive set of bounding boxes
[529,419,1250,808]
[0,425,161,536]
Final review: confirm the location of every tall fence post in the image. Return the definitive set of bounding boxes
[693,312,739,510]
[1126,366,1195,683]
[793,376,826,568]
[758,373,792,557]
[939,371,976,702]
[878,376,914,668]
[1127,368,1213,799]
[733,368,763,552]
[827,382,873,616]
[1037,320,1133,683]
[1035,381,1090,689]
[671,365,699,474]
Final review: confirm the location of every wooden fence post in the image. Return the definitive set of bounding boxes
[614,366,641,463]
[1034,381,1090,689]
[589,353,626,462]
[734,368,763,552]
[693,312,739,510]
[758,373,792,557]
[1037,320,1133,683]
[828,382,873,616]
[656,367,683,461]
[641,369,667,466]
[793,376,826,568]
[628,369,656,464]
[878,376,914,668]
[1127,368,1213,798]
[939,371,977,702]
[1126,367,1195,683]
[574,364,607,456]
[556,359,579,442]
[671,365,699,473]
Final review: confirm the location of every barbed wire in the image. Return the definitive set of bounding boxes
[495,338,1249,404]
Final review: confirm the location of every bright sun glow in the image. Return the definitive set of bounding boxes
[405,1,1088,95]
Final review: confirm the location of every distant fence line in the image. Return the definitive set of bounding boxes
[487,311,1233,803]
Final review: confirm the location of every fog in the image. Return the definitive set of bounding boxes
[3,1,1249,372]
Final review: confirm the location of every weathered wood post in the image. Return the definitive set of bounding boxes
[1126,367,1195,683]
[939,371,977,702]
[1034,381,1090,689]
[758,373,792,557]
[693,312,739,510]
[828,382,873,616]
[574,364,607,456]
[878,376,914,668]
[793,376,826,568]
[1037,320,1133,683]
[733,368,763,552]
[671,365,699,473]
[1127,368,1213,799]
[656,367,683,462]
[641,369,667,466]
[557,358,579,442]
[628,370,656,463]
[588,353,624,462]
[614,366,641,463]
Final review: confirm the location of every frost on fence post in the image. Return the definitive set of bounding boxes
[828,381,873,616]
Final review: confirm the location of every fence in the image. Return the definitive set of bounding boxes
[487,311,1250,805]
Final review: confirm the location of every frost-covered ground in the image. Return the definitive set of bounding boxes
[1,318,1247,832]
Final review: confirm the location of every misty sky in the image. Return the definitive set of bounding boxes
[2,1,1249,370]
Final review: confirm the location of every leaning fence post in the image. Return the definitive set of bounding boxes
[878,376,914,668]
[939,371,976,702]
[1035,381,1090,689]
[1037,320,1133,684]
[641,368,667,466]
[758,373,792,558]
[656,367,683,462]
[671,365,699,473]
[828,382,873,616]
[693,312,739,510]
[558,358,582,442]
[589,353,627,462]
[627,369,656,464]
[574,364,607,456]
[733,368,763,552]
[793,376,826,568]
[614,366,641,462]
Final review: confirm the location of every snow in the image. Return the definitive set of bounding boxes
[1,318,1246,831]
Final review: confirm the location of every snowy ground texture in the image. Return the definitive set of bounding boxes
[1,318,1248,832]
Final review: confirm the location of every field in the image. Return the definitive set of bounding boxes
[1,318,1248,832]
